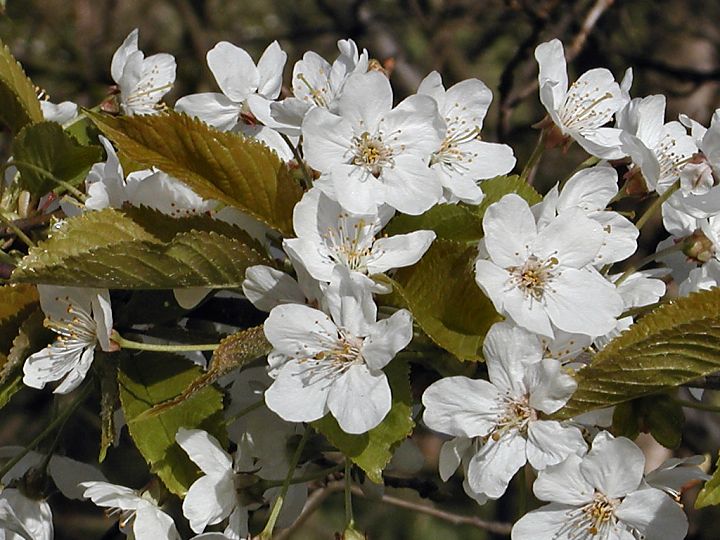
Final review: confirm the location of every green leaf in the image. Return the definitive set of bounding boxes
[0,38,43,133]
[611,394,684,449]
[0,309,52,409]
[697,454,720,508]
[383,239,501,361]
[384,175,541,242]
[0,284,39,354]
[13,208,269,289]
[96,352,119,462]
[313,360,414,483]
[13,122,103,197]
[557,288,720,419]
[87,110,303,236]
[118,352,227,496]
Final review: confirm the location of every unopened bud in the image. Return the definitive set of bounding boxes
[623,166,650,197]
[682,230,715,263]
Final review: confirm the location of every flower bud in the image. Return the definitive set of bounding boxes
[682,230,715,263]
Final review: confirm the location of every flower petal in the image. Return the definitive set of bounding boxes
[466,432,527,499]
[526,420,587,470]
[327,364,391,434]
[176,428,233,476]
[207,41,259,102]
[615,488,688,540]
[361,309,413,371]
[182,473,236,533]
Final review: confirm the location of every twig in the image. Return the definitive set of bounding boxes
[274,480,513,538]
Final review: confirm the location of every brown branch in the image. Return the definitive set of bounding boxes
[273,480,513,538]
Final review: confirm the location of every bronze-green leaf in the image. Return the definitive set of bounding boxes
[87,110,303,236]
[0,38,43,132]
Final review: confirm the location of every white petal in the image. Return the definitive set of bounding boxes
[302,108,354,172]
[483,322,543,395]
[175,93,241,131]
[380,158,443,215]
[439,437,472,482]
[615,488,688,540]
[182,473,236,533]
[338,72,393,130]
[535,39,568,108]
[0,490,53,540]
[207,42,259,102]
[367,230,436,274]
[242,265,306,311]
[327,365,391,434]
[533,209,603,268]
[256,41,287,99]
[466,432,527,499]
[133,504,181,540]
[511,502,579,540]
[483,194,536,267]
[525,421,587,470]
[91,289,113,352]
[361,310,413,370]
[526,359,577,414]
[48,455,107,499]
[176,428,233,476]
[324,265,376,336]
[422,376,500,438]
[383,94,445,158]
[581,436,644,498]
[80,481,143,510]
[533,454,594,504]
[111,29,139,83]
[264,359,332,423]
[264,303,338,357]
[558,166,619,212]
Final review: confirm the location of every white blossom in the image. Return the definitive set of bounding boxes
[474,194,623,338]
[23,286,113,394]
[535,39,629,159]
[423,322,586,503]
[80,481,180,540]
[264,267,413,434]
[302,71,444,215]
[512,433,689,540]
[417,71,516,203]
[283,188,435,288]
[111,29,176,115]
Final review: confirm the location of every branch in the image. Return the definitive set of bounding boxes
[273,480,513,538]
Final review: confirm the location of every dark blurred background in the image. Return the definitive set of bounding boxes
[2,0,720,538]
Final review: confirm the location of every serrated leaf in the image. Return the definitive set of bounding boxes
[13,208,269,289]
[0,39,43,132]
[118,352,227,496]
[0,309,52,409]
[383,239,501,361]
[697,454,720,508]
[0,284,38,354]
[313,360,414,483]
[557,288,720,419]
[13,122,103,197]
[87,110,303,236]
[384,175,541,242]
[96,352,119,462]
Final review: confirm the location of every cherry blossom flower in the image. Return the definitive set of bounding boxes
[283,188,435,288]
[263,267,413,434]
[474,194,623,338]
[618,94,697,194]
[0,489,52,540]
[268,39,369,136]
[512,433,689,540]
[302,71,444,215]
[111,29,176,115]
[417,71,516,203]
[535,39,629,159]
[80,481,180,540]
[23,286,113,394]
[423,322,586,503]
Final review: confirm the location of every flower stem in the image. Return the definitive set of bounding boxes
[613,241,686,286]
[281,133,313,190]
[0,211,36,248]
[519,130,546,184]
[635,180,680,231]
[344,458,354,527]
[259,426,310,539]
[111,331,219,352]
[264,462,345,488]
[8,160,88,202]
[0,382,92,484]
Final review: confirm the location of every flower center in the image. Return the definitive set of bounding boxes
[351,132,393,176]
[322,214,376,272]
[296,73,329,108]
[508,255,558,301]
[555,491,622,539]
[559,79,616,131]
[47,297,98,346]
[105,507,137,531]
[490,394,536,440]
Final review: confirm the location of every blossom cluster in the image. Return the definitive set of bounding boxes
[2,28,719,540]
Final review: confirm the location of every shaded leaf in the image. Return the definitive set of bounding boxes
[557,288,720,419]
[118,352,227,496]
[611,394,684,449]
[87,110,303,235]
[382,240,501,361]
[13,208,269,289]
[0,38,42,133]
[313,360,414,483]
[473,174,542,218]
[0,284,38,354]
[96,352,119,462]
[13,122,103,197]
